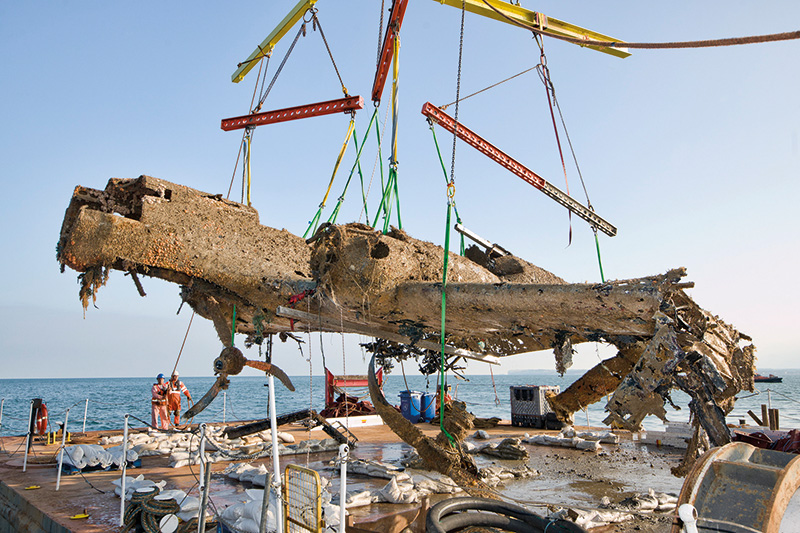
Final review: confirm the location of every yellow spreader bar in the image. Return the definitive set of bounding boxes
[232,0,319,83]
[433,0,630,58]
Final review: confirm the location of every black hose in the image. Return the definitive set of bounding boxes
[426,497,587,533]
[440,513,537,533]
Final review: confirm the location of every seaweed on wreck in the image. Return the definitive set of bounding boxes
[77,265,109,316]
[57,175,757,479]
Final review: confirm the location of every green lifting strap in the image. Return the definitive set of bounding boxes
[353,125,369,223]
[303,117,356,239]
[372,166,397,232]
[231,304,237,347]
[327,107,380,226]
[429,123,466,255]
[439,197,456,447]
[372,166,402,234]
[594,230,606,283]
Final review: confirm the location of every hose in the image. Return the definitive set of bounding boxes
[426,497,587,533]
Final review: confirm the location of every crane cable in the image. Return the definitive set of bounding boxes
[531,39,607,281]
[477,0,800,50]
[536,36,574,246]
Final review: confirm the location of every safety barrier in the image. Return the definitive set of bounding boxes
[284,464,322,533]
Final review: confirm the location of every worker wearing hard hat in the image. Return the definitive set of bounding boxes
[151,373,169,430]
[167,372,192,427]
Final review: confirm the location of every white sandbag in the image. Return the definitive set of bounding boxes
[575,439,601,452]
[106,444,139,466]
[180,495,200,512]
[345,490,375,508]
[322,502,343,526]
[240,464,268,484]
[79,444,112,468]
[232,517,260,533]
[156,489,187,502]
[575,430,619,444]
[133,442,159,453]
[572,508,634,529]
[227,463,255,480]
[379,477,418,504]
[277,432,295,444]
[170,451,190,463]
[176,510,198,522]
[58,446,86,469]
[245,489,264,502]
[221,503,247,522]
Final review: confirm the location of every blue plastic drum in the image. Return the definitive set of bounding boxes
[399,390,422,423]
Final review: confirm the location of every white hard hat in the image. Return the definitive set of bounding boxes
[172,371,179,377]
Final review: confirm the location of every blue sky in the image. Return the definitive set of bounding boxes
[1,1,798,379]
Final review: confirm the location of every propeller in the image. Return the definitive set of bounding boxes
[184,346,294,420]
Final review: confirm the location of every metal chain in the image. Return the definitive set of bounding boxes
[449,0,466,186]
[376,0,386,67]
[256,20,306,111]
[311,11,348,96]
[256,54,272,107]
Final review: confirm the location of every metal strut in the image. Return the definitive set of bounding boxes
[432,0,630,59]
[221,96,364,131]
[422,102,616,237]
[231,0,321,83]
[372,0,410,103]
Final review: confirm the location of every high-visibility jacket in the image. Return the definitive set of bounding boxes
[167,380,190,411]
[152,383,168,405]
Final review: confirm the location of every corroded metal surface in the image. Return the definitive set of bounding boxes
[673,442,800,533]
[58,175,757,475]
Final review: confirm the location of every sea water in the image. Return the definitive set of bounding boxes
[1,370,799,438]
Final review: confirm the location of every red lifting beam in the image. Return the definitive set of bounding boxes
[325,367,383,408]
[421,102,616,236]
[221,95,364,132]
[371,0,410,103]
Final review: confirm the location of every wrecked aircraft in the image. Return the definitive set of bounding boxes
[58,175,756,482]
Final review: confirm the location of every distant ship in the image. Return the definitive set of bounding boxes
[754,373,783,383]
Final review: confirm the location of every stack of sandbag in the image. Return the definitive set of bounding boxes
[58,444,124,470]
[223,463,271,487]
[344,471,469,507]
[113,474,166,501]
[561,426,620,444]
[105,444,139,466]
[524,432,601,452]
[219,488,279,533]
[153,489,208,523]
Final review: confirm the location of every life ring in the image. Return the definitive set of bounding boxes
[34,403,48,435]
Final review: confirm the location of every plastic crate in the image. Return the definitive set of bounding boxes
[510,385,560,429]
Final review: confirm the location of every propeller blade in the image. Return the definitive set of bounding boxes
[244,360,295,391]
[184,375,229,419]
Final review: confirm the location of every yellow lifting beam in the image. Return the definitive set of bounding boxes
[433,0,630,58]
[231,0,319,83]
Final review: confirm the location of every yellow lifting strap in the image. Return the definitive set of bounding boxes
[391,33,400,162]
[321,116,356,208]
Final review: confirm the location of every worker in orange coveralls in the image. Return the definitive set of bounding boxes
[151,373,169,430]
[436,384,453,414]
[167,372,192,426]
